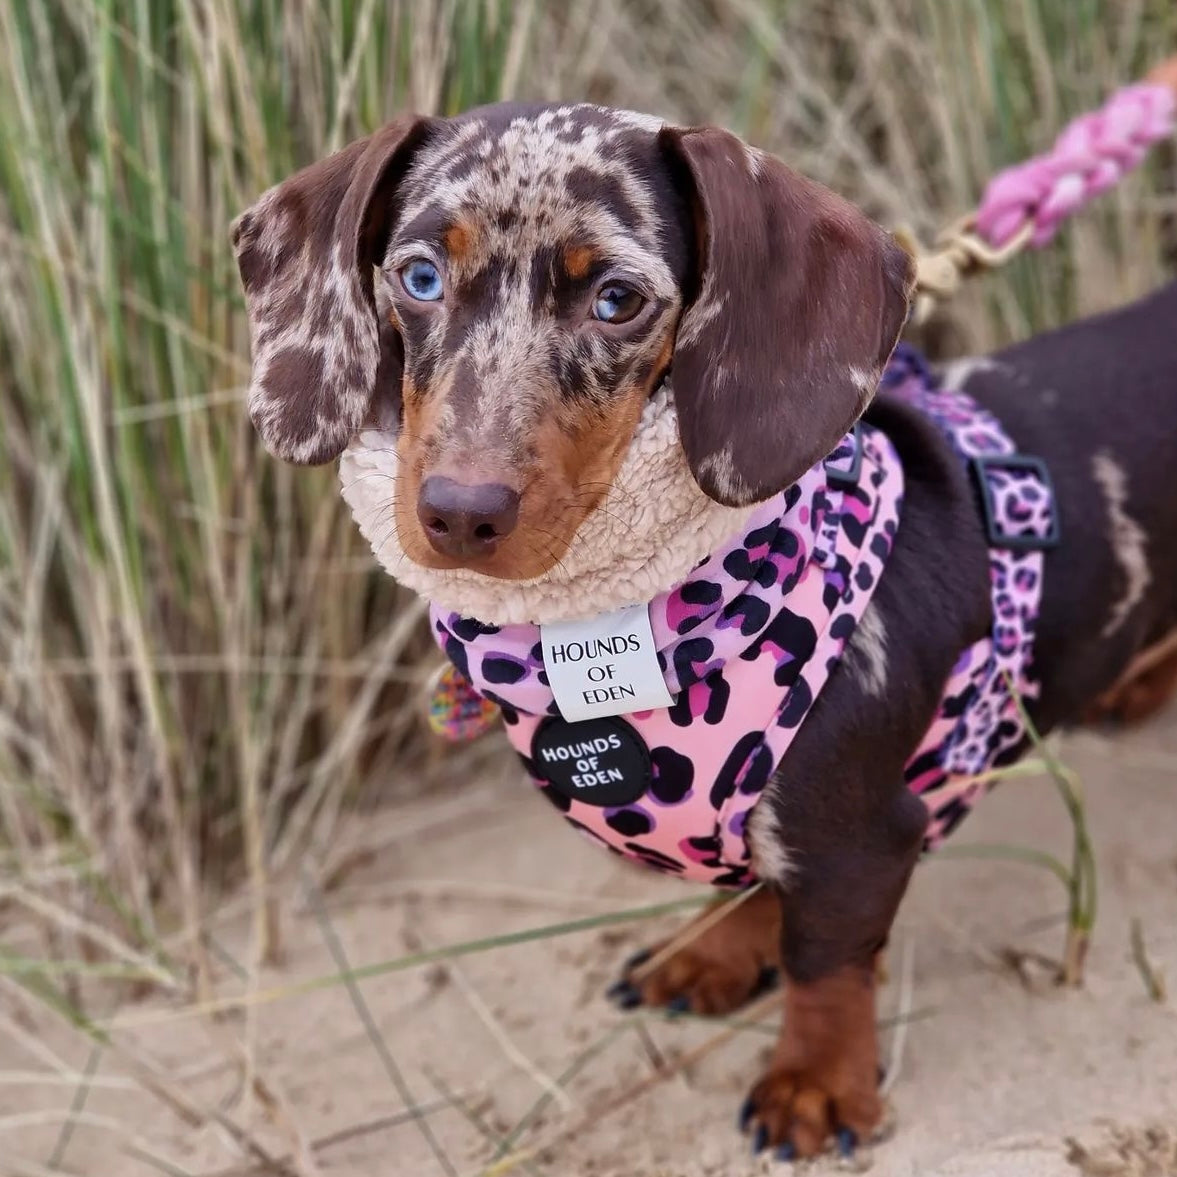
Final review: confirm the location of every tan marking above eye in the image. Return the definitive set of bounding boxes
[564,245,596,280]
[443,221,477,263]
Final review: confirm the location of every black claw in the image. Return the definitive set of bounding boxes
[605,980,642,1009]
[877,1062,887,1087]
[752,1125,769,1154]
[738,1096,755,1133]
[775,1141,796,1162]
[752,964,780,996]
[835,1126,858,1157]
[623,947,652,971]
[665,994,690,1016]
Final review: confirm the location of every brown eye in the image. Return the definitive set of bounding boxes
[592,283,644,324]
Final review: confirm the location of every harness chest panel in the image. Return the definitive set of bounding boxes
[434,425,904,888]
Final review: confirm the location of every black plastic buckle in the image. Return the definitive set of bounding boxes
[968,453,1061,552]
[825,423,863,490]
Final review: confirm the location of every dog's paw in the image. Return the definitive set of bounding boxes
[606,943,778,1016]
[604,889,781,1016]
[738,1065,884,1161]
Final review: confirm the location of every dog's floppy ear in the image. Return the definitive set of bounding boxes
[660,126,914,506]
[231,117,435,464]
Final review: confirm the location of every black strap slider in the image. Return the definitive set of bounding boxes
[968,453,1060,552]
[824,423,863,490]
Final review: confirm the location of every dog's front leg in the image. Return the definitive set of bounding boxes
[745,958,882,1158]
[741,776,928,1159]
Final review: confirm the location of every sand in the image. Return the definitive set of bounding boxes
[4,713,1177,1177]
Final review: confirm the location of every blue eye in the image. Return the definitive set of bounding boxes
[592,283,644,324]
[401,258,444,302]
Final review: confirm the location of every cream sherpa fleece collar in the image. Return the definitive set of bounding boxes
[338,385,755,626]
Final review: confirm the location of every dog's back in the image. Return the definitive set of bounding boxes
[945,280,1177,728]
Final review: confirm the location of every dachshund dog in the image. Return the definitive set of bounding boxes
[232,102,1177,1160]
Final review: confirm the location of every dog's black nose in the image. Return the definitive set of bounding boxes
[417,476,520,558]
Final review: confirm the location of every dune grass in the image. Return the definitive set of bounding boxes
[0,2,1175,1170]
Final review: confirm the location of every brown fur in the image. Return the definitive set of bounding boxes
[564,244,596,279]
[232,117,436,465]
[749,966,883,1157]
[625,887,782,1014]
[442,220,478,264]
[660,126,914,505]
[1084,631,1177,723]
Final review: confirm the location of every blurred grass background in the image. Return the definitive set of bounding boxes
[1,0,1175,992]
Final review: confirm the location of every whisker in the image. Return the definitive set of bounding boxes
[359,496,401,518]
[533,541,567,578]
[573,486,641,512]
[344,471,399,485]
[586,508,637,537]
[519,528,570,578]
[368,526,397,555]
[556,496,639,540]
[347,444,401,457]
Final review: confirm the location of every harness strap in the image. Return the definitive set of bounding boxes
[884,345,1059,848]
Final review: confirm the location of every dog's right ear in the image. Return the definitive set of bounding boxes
[231,117,436,465]
[660,126,913,506]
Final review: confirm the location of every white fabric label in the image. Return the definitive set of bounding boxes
[541,604,674,722]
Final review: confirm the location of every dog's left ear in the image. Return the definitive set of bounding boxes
[231,116,435,465]
[660,126,914,506]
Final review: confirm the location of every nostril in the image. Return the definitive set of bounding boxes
[417,475,520,556]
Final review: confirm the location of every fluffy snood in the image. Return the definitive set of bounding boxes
[338,386,756,626]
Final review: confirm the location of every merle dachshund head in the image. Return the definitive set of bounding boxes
[232,103,912,579]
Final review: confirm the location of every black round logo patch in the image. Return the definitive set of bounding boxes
[531,716,651,808]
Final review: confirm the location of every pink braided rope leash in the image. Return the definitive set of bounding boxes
[974,81,1176,249]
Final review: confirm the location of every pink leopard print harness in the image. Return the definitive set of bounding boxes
[432,347,1059,887]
